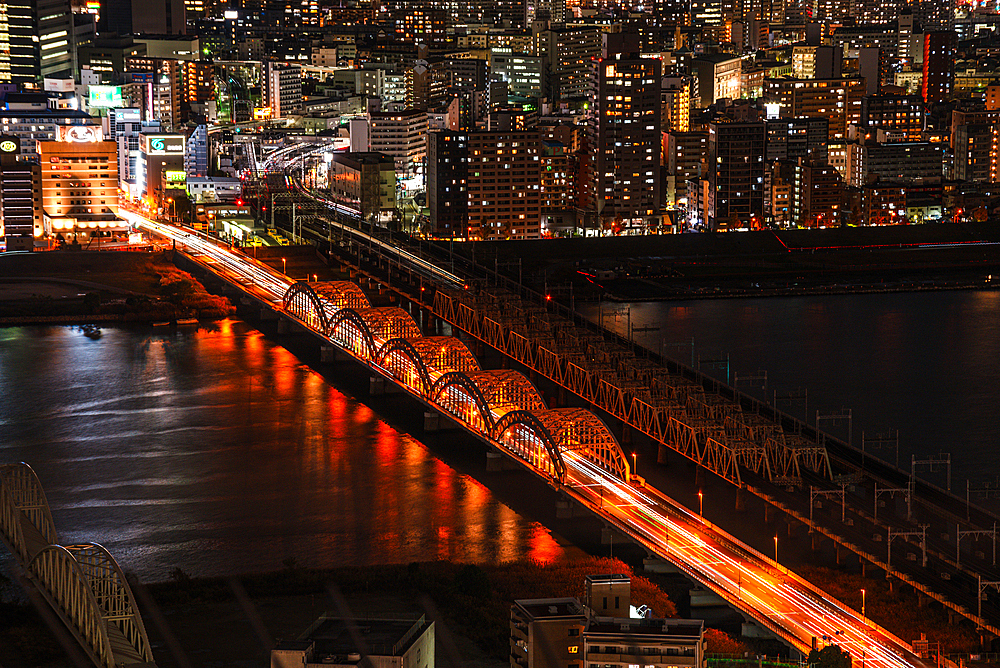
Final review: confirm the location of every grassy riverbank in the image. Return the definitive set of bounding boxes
[0,557,751,667]
[0,250,234,322]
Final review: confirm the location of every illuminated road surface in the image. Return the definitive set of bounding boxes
[129,212,928,668]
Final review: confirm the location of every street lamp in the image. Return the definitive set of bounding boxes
[281,257,287,275]
[166,197,175,222]
[631,452,637,479]
[861,588,866,617]
[774,535,778,563]
[698,490,703,517]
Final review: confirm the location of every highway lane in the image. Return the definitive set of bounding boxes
[562,454,931,668]
[129,211,930,668]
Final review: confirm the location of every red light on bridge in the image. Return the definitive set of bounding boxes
[546,294,551,301]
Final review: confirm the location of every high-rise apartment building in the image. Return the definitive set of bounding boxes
[537,27,601,103]
[592,33,661,231]
[264,61,302,119]
[861,94,924,141]
[427,130,468,238]
[922,31,957,105]
[370,109,429,177]
[764,78,865,140]
[0,135,42,251]
[466,129,541,240]
[708,120,766,229]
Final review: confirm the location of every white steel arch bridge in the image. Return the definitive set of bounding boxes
[0,463,155,668]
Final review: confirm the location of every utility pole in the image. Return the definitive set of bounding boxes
[862,430,900,469]
[957,523,998,568]
[912,453,951,492]
[810,485,846,523]
[816,409,853,448]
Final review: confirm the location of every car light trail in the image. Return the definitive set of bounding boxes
[132,210,929,668]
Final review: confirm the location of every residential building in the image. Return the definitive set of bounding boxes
[708,120,766,230]
[661,77,692,133]
[427,130,468,238]
[492,52,546,100]
[861,94,924,141]
[272,615,434,668]
[370,109,429,177]
[764,78,866,140]
[264,61,302,119]
[665,131,708,206]
[922,31,957,105]
[185,125,208,177]
[847,141,947,187]
[38,134,122,242]
[510,574,706,668]
[593,33,662,231]
[0,135,42,251]
[765,117,829,163]
[327,152,397,224]
[186,176,241,202]
[467,129,541,240]
[537,27,602,102]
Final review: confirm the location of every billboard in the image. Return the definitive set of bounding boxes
[57,125,104,143]
[44,78,76,93]
[140,134,185,155]
[114,108,142,123]
[253,107,272,120]
[165,171,187,186]
[89,85,124,108]
[0,135,19,154]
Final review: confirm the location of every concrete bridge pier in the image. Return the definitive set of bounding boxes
[277,317,290,334]
[370,376,387,395]
[259,307,278,321]
[423,411,440,432]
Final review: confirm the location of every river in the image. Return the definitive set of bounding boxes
[582,288,1000,494]
[3,288,999,582]
[0,320,566,582]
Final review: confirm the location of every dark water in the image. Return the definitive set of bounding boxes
[584,289,1000,493]
[0,320,565,581]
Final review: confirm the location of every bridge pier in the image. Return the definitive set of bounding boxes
[320,345,337,363]
[424,411,440,432]
[370,376,387,395]
[277,317,290,334]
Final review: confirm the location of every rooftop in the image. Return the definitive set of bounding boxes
[292,615,432,659]
[513,597,586,620]
[586,616,704,638]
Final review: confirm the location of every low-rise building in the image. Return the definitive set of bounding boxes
[511,575,706,668]
[271,615,434,668]
[327,152,397,223]
[0,135,42,251]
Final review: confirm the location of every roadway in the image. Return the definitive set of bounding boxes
[127,210,932,668]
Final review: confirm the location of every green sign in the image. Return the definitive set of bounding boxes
[89,85,124,108]
[166,171,187,182]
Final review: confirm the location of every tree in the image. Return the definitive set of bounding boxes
[808,644,852,668]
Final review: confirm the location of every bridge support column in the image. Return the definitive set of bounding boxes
[277,317,289,334]
[320,345,337,363]
[643,557,682,574]
[370,376,386,395]
[658,444,670,464]
[259,307,278,320]
[423,411,440,432]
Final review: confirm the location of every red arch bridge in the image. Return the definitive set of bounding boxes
[113,216,933,668]
[283,280,632,483]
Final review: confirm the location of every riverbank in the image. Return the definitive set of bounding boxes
[0,250,234,323]
[0,557,742,668]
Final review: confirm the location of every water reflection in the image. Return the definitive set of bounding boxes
[0,321,566,581]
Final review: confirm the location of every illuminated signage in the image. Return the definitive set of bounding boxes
[253,107,272,120]
[89,85,124,108]
[140,134,185,155]
[0,136,18,153]
[165,171,187,184]
[57,125,103,143]
[114,108,141,123]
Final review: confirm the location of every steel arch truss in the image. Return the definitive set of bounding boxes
[430,369,547,433]
[0,462,58,564]
[491,408,629,483]
[377,336,481,396]
[282,281,370,334]
[28,543,154,668]
[492,410,567,480]
[408,336,481,377]
[330,307,421,360]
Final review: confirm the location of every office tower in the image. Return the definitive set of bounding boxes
[922,31,957,105]
[708,120,766,229]
[592,33,662,231]
[0,0,76,83]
